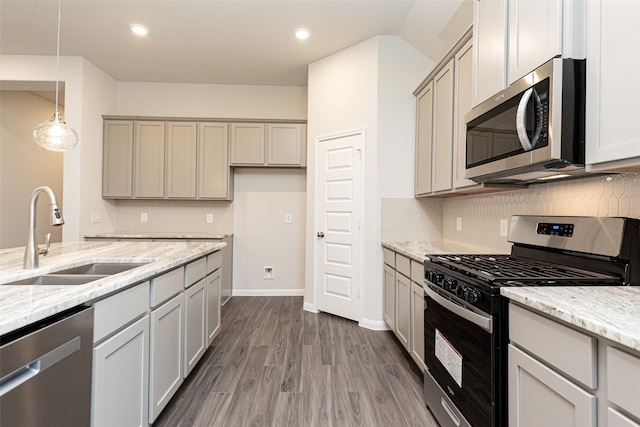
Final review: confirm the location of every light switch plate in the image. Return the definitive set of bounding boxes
[500,218,509,237]
[285,214,292,224]
[90,212,101,223]
[140,212,148,223]
[456,217,462,232]
[206,213,213,223]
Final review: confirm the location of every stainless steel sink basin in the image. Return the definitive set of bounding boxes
[5,274,108,286]
[53,262,150,275]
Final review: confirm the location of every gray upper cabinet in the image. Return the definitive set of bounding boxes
[266,124,306,166]
[198,123,233,200]
[414,81,434,196]
[103,120,134,198]
[230,123,265,165]
[103,118,236,200]
[166,122,197,199]
[134,121,165,198]
[230,122,307,167]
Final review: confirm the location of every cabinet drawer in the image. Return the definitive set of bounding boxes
[383,248,395,267]
[93,281,149,343]
[150,267,184,308]
[608,408,640,427]
[608,346,640,419]
[396,254,411,278]
[185,257,206,288]
[509,304,597,388]
[207,251,222,275]
[411,260,423,283]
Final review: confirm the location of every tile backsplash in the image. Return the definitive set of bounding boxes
[382,174,640,254]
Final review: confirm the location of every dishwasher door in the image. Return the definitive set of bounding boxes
[0,306,94,427]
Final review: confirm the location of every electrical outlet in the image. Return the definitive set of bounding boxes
[500,218,509,237]
[90,212,101,223]
[206,213,214,223]
[456,217,462,232]
[264,266,274,280]
[285,213,292,224]
[140,212,148,223]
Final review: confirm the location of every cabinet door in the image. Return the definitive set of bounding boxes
[230,123,265,165]
[415,81,434,196]
[103,120,134,198]
[206,269,222,345]
[134,121,165,198]
[149,294,184,423]
[383,264,396,330]
[92,315,149,427]
[165,122,197,198]
[585,1,640,170]
[472,0,507,107]
[432,59,455,193]
[507,0,562,85]
[395,273,411,351]
[508,344,596,427]
[266,124,306,166]
[453,39,478,190]
[184,278,207,377]
[410,281,426,370]
[198,122,232,199]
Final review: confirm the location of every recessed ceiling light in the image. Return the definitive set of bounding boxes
[294,28,310,40]
[130,24,149,36]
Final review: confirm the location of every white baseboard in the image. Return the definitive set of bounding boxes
[359,317,390,331]
[232,289,305,297]
[303,302,318,313]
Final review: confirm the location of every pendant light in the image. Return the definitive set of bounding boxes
[33,0,78,152]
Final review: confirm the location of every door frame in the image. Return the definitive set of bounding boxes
[312,127,366,323]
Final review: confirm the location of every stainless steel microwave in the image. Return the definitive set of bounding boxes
[465,58,586,184]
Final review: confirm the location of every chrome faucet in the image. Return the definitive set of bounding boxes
[24,186,64,269]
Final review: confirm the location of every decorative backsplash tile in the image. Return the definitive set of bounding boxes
[381,198,443,242]
[382,174,640,254]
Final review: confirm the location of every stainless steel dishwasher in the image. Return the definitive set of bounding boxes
[0,306,94,426]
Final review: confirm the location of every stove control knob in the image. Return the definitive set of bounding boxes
[443,278,457,292]
[434,273,444,286]
[456,284,467,299]
[464,288,482,304]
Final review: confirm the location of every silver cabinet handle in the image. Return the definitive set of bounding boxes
[317,232,325,238]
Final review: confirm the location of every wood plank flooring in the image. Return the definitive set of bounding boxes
[154,296,438,427]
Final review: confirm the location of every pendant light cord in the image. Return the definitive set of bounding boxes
[55,0,61,114]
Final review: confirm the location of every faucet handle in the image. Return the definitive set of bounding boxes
[39,233,51,256]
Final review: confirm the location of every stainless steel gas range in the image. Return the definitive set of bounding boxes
[422,215,640,427]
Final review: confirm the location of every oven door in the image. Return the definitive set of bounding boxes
[424,285,494,427]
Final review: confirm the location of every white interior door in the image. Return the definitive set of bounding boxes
[315,130,364,322]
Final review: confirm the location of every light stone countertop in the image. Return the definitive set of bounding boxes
[84,231,233,239]
[0,240,225,336]
[381,240,489,263]
[502,286,640,353]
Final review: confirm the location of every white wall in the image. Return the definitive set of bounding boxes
[0,55,118,241]
[306,36,432,328]
[232,169,306,295]
[0,91,63,249]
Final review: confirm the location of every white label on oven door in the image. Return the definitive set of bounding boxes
[435,329,462,387]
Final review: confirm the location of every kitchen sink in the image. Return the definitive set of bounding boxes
[53,262,150,275]
[4,274,108,286]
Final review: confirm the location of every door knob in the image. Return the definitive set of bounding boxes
[317,232,325,238]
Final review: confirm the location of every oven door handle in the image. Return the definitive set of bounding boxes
[425,286,493,333]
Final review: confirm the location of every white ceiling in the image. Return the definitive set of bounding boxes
[0,0,467,87]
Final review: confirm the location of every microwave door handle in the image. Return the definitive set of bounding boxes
[516,87,534,151]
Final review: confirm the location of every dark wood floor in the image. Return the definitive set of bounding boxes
[154,296,438,427]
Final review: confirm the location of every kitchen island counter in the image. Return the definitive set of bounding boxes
[502,286,640,353]
[0,240,225,335]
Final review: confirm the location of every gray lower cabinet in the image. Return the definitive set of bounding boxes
[91,282,149,427]
[149,293,184,423]
[382,248,426,370]
[206,251,223,345]
[184,277,207,377]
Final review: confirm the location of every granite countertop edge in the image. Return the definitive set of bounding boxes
[502,286,640,354]
[84,231,233,239]
[0,240,226,336]
[381,240,489,263]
